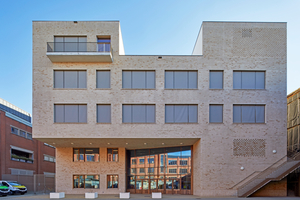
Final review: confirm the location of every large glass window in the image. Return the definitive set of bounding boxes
[209,70,223,89]
[233,71,265,89]
[233,105,265,123]
[122,105,155,123]
[73,175,99,189]
[97,38,110,52]
[165,71,197,89]
[54,70,86,89]
[54,36,87,52]
[107,175,118,188]
[209,104,223,123]
[126,146,192,192]
[97,105,111,123]
[11,127,18,135]
[107,148,118,162]
[73,148,99,162]
[122,71,155,89]
[96,70,110,88]
[165,105,198,123]
[54,104,87,123]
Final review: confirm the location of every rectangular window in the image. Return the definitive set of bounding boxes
[131,168,136,174]
[160,167,164,173]
[132,159,136,165]
[180,160,188,165]
[122,105,155,123]
[165,105,198,123]
[96,70,110,88]
[73,175,99,189]
[19,130,26,138]
[168,160,177,165]
[148,168,154,173]
[209,70,223,89]
[107,175,118,188]
[97,38,111,52]
[165,71,197,89]
[169,169,177,173]
[11,127,18,135]
[73,148,99,162]
[148,158,154,164]
[122,71,155,89]
[54,70,87,89]
[97,105,111,123]
[54,36,87,52]
[107,148,118,162]
[26,133,32,140]
[139,159,145,164]
[180,169,188,174]
[233,71,265,89]
[44,155,55,162]
[233,105,265,123]
[209,105,223,123]
[140,168,145,173]
[54,104,87,123]
[44,155,49,161]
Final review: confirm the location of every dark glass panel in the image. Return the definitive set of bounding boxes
[85,175,99,188]
[79,149,84,162]
[85,148,99,162]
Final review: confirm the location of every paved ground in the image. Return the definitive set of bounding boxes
[2,193,300,200]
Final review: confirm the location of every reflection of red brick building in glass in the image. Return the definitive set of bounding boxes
[127,147,192,194]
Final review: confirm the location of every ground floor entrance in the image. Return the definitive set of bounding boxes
[126,146,192,195]
[132,178,187,194]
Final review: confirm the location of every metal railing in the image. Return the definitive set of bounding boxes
[47,42,112,53]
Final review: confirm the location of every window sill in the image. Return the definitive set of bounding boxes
[53,88,87,90]
[54,122,88,124]
[164,88,198,90]
[233,89,266,90]
[233,123,266,124]
[165,123,198,124]
[121,88,156,90]
[107,188,119,189]
[122,123,156,124]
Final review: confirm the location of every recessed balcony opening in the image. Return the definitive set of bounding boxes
[46,36,113,63]
[11,149,33,164]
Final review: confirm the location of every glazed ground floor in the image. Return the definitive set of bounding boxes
[53,139,288,197]
[55,145,193,195]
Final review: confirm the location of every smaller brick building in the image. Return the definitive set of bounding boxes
[0,98,55,179]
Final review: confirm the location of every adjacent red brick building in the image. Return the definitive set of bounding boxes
[0,98,55,179]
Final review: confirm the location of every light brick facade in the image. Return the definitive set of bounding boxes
[32,21,287,197]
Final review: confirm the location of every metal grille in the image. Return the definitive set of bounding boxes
[233,139,265,157]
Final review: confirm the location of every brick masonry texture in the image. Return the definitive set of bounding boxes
[32,21,287,196]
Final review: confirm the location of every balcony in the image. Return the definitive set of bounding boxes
[46,42,113,63]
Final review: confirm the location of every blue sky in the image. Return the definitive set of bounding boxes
[0,0,299,115]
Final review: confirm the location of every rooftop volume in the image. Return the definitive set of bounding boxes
[0,98,31,123]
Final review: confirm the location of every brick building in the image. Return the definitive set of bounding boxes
[32,21,294,197]
[0,98,55,179]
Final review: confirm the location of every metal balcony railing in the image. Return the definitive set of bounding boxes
[47,42,112,53]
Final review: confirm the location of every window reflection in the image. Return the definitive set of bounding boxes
[126,146,192,192]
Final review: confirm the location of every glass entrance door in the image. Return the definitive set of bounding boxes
[150,179,157,193]
[142,180,149,194]
[166,179,181,194]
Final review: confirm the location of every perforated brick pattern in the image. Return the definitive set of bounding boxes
[232,28,286,57]
[233,139,266,157]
